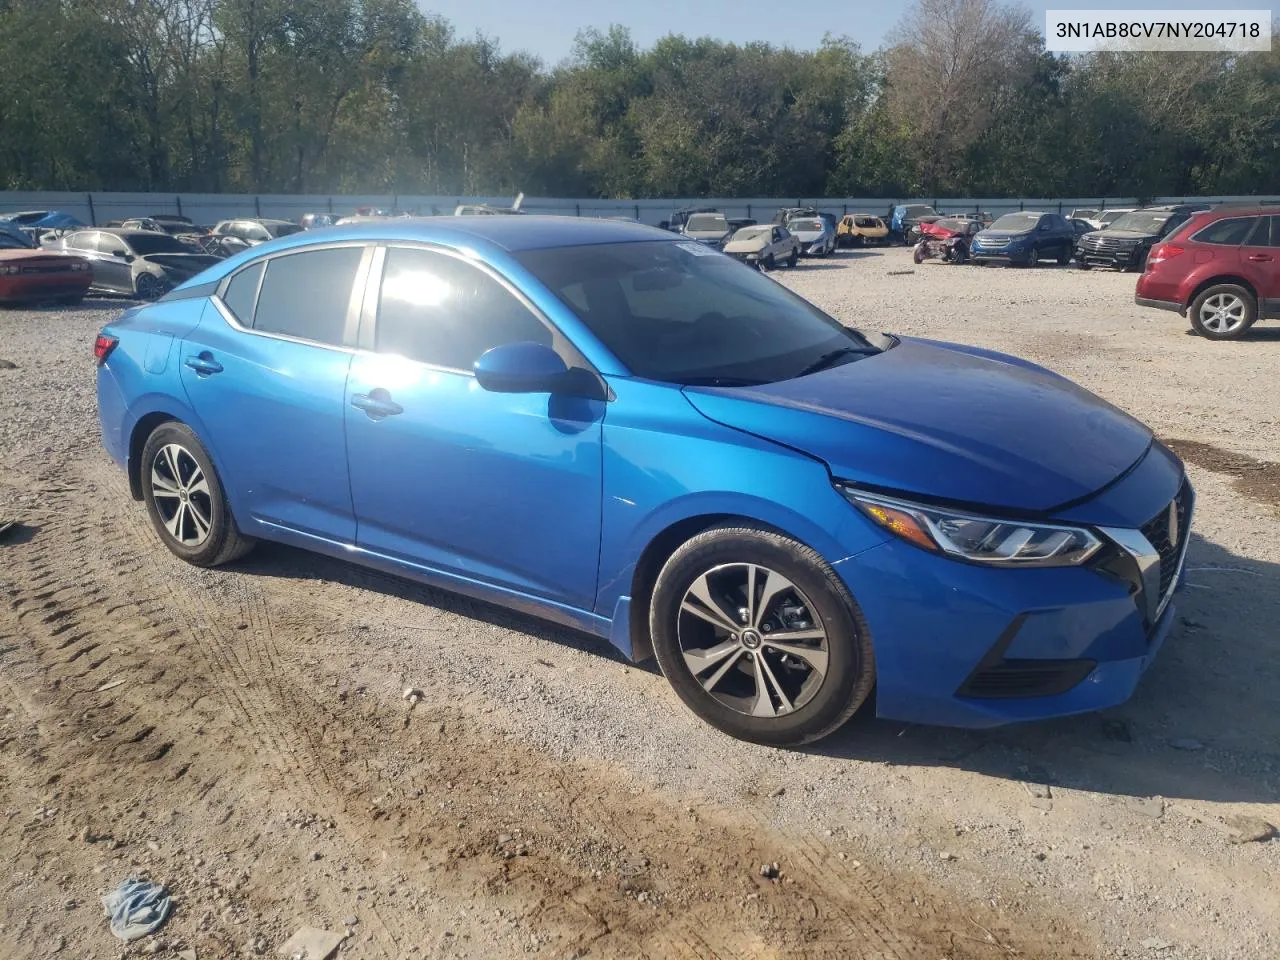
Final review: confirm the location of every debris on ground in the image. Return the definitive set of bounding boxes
[0,358,17,369]
[101,878,173,941]
[759,862,780,880]
[277,926,345,960]
[403,687,424,704]
[886,269,915,276]
[1126,797,1166,819]
[1224,814,1276,844]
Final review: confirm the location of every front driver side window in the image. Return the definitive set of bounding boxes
[375,247,553,372]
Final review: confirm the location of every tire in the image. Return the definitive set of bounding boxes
[1056,245,1071,266]
[1189,284,1257,340]
[134,272,165,300]
[787,250,798,268]
[1077,261,1091,270]
[141,421,256,567]
[57,295,84,306]
[763,253,776,271]
[912,245,925,265]
[649,524,876,747]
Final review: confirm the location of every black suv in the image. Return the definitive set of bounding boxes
[1075,204,1210,271]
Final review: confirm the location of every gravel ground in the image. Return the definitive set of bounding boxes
[1,251,1278,960]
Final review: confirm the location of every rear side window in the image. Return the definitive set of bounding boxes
[375,247,552,371]
[1193,217,1258,246]
[220,261,264,324]
[253,247,363,346]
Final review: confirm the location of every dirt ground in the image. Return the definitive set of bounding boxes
[1,246,1277,960]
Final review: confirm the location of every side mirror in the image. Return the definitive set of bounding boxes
[123,254,135,262]
[474,341,570,394]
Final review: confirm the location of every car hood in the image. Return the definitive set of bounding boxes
[682,337,1153,513]
[1091,229,1159,241]
[790,229,825,241]
[723,237,768,253]
[683,230,728,241]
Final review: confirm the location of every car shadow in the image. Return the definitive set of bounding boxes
[809,531,1280,805]
[234,542,631,667]
[234,530,1278,806]
[1183,327,1280,342]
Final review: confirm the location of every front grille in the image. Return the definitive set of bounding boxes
[1080,236,1137,254]
[1140,481,1192,604]
[958,659,1096,699]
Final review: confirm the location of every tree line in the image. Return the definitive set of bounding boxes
[1,0,1277,199]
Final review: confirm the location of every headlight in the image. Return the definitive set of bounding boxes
[838,487,1102,567]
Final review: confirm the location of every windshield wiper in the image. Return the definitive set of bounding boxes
[795,346,876,378]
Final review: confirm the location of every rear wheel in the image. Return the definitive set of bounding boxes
[787,249,798,268]
[1189,284,1256,340]
[650,525,875,746]
[763,253,777,271]
[141,422,255,567]
[1056,245,1071,266]
[134,272,164,301]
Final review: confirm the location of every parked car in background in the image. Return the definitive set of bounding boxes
[971,212,1077,267]
[52,228,221,299]
[773,206,819,225]
[1069,218,1097,241]
[1076,205,1210,272]
[0,210,53,226]
[300,213,339,229]
[211,219,302,256]
[93,216,1193,746]
[681,212,733,246]
[0,229,92,305]
[119,218,168,234]
[888,204,941,244]
[661,206,720,232]
[1068,208,1099,223]
[1085,209,1135,231]
[787,215,836,257]
[722,224,800,269]
[837,214,889,247]
[913,217,982,264]
[1135,207,1280,340]
[726,218,757,233]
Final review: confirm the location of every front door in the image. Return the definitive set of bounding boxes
[344,245,605,609]
[179,244,370,542]
[1241,215,1280,314]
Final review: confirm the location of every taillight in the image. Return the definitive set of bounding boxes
[94,334,118,365]
[1147,243,1185,267]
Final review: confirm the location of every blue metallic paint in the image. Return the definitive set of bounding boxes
[96,217,1189,731]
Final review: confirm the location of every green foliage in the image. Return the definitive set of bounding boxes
[0,0,1276,197]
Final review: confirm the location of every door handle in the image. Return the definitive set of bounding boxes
[1246,254,1273,262]
[183,353,223,375]
[351,389,403,420]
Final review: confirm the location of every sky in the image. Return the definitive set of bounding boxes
[414,0,1260,65]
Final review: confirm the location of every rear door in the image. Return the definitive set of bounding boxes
[1241,216,1280,315]
[91,233,135,293]
[179,243,372,542]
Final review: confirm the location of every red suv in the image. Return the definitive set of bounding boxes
[1135,206,1280,340]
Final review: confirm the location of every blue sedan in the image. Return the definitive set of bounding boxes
[94,217,1192,745]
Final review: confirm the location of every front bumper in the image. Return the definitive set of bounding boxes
[832,472,1192,728]
[1078,248,1144,269]
[970,245,1030,263]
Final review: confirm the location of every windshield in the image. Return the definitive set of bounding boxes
[516,240,878,386]
[126,233,189,255]
[904,205,936,218]
[1105,212,1172,233]
[0,232,33,249]
[685,214,727,233]
[853,216,880,228]
[934,218,969,232]
[988,213,1041,231]
[268,223,303,238]
[788,218,825,232]
[1098,210,1130,225]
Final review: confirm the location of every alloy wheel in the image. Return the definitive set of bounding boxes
[677,562,829,717]
[150,443,214,546]
[1199,293,1247,334]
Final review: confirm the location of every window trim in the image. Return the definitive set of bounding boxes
[211,241,375,353]
[362,241,599,381]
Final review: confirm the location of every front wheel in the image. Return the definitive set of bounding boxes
[1056,246,1071,266]
[787,249,798,268]
[912,244,925,265]
[1024,245,1039,267]
[134,272,165,300]
[1189,284,1257,340]
[763,253,777,271]
[650,525,876,746]
[141,422,256,567]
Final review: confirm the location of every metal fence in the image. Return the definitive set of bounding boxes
[3,190,1278,228]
